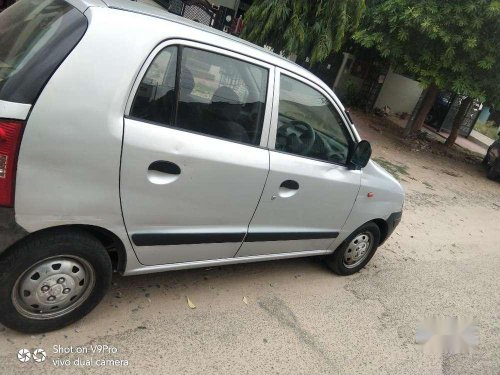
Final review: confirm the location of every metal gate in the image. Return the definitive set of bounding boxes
[439,96,480,137]
[167,0,215,26]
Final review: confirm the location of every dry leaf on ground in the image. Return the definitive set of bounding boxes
[186,296,196,309]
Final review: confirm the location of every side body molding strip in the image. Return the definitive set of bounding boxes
[132,231,340,247]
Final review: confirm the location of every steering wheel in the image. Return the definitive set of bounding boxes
[277,120,316,155]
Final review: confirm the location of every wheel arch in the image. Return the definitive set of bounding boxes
[372,218,389,245]
[73,225,127,273]
[3,225,127,273]
[334,217,390,252]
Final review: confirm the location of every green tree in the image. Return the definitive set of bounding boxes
[355,0,500,145]
[241,0,366,65]
[446,64,500,145]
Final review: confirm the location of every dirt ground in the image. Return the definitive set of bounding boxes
[1,112,499,374]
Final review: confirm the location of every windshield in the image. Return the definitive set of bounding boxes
[0,0,87,104]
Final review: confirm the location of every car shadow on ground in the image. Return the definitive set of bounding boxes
[112,255,335,292]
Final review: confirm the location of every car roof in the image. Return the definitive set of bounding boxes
[103,0,301,66]
[72,1,329,83]
[65,0,346,112]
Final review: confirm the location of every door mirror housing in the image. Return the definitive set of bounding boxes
[348,140,372,170]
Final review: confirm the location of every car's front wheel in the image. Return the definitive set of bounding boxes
[326,222,381,276]
[0,229,112,333]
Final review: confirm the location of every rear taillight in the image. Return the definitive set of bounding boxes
[0,120,24,207]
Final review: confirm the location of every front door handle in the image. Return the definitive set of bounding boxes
[147,161,181,185]
[278,179,299,198]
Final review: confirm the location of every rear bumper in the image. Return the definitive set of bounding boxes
[0,207,28,254]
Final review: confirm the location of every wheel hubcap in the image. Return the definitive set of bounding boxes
[12,256,95,320]
[343,232,374,268]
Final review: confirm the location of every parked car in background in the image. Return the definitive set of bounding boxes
[0,0,404,333]
[483,135,500,180]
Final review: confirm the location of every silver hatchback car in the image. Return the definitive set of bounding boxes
[0,0,404,333]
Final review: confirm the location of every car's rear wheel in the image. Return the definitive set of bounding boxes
[0,229,112,333]
[326,222,381,276]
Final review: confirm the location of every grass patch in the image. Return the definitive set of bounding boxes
[373,157,409,180]
[422,181,434,190]
[475,121,499,140]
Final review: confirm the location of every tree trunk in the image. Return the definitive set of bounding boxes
[444,96,473,147]
[404,83,439,137]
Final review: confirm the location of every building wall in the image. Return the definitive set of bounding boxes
[137,0,166,10]
[477,106,491,124]
[374,68,423,114]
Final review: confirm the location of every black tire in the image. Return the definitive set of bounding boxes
[487,158,500,180]
[0,229,112,333]
[326,222,381,276]
[481,154,489,166]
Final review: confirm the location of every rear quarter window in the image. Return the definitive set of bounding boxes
[0,0,87,104]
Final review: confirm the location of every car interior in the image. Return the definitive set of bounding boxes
[276,113,350,164]
[130,46,351,163]
[130,46,267,146]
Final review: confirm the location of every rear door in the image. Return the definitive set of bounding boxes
[237,69,361,257]
[121,41,274,266]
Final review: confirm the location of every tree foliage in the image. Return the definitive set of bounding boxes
[241,0,366,64]
[355,0,500,105]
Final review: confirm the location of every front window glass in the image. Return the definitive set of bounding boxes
[276,75,351,164]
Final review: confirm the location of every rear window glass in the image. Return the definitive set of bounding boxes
[130,46,269,146]
[0,0,87,104]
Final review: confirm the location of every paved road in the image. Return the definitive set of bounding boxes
[1,120,499,374]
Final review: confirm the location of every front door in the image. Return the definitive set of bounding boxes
[121,42,273,266]
[237,71,361,257]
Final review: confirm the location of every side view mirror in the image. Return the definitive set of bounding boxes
[349,140,372,170]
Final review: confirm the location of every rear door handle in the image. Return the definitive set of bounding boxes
[148,161,181,175]
[278,179,299,198]
[147,161,181,185]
